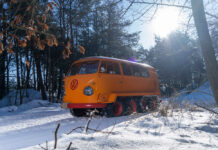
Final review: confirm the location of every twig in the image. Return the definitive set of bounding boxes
[132,1,218,19]
[67,126,115,135]
[38,144,48,150]
[107,123,116,137]
[84,110,98,133]
[67,126,84,135]
[46,141,48,150]
[84,109,99,133]
[121,0,135,18]
[195,103,218,115]
[54,123,60,149]
[87,127,115,134]
[66,142,72,150]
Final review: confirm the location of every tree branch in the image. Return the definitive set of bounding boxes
[195,103,218,115]
[132,1,218,19]
[54,123,60,149]
[67,126,115,135]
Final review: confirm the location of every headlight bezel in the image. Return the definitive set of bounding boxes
[83,86,94,96]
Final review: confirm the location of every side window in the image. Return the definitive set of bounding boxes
[121,63,132,76]
[69,63,81,76]
[78,61,99,74]
[132,65,141,77]
[100,61,120,75]
[100,62,107,73]
[140,66,149,77]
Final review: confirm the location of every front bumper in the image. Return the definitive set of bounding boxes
[61,103,107,109]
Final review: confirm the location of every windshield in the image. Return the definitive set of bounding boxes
[68,60,99,76]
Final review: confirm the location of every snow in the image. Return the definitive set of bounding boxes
[0,100,218,150]
[0,89,42,108]
[0,85,217,150]
[171,82,215,105]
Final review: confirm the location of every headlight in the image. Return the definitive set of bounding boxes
[84,86,93,96]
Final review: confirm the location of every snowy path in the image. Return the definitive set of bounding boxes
[0,100,218,150]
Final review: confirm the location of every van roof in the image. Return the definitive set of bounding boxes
[74,56,154,69]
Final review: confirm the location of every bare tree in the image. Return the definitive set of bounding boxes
[122,0,218,105]
[191,0,218,106]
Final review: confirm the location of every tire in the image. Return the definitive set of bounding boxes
[105,101,124,117]
[124,100,137,115]
[149,98,157,111]
[70,108,86,117]
[137,98,148,113]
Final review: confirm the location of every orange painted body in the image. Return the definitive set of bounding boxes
[62,57,161,108]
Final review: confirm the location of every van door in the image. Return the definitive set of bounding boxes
[139,66,155,92]
[120,62,135,92]
[98,61,123,95]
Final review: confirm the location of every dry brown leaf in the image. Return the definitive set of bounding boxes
[7,48,14,54]
[46,38,53,47]
[43,24,49,31]
[66,41,71,49]
[25,60,30,68]
[53,37,58,47]
[12,34,18,39]
[51,2,57,7]
[22,42,27,48]
[9,42,13,49]
[62,48,72,59]
[26,5,32,11]
[18,40,27,48]
[26,35,31,41]
[78,45,85,54]
[15,15,22,25]
[0,42,4,52]
[41,40,47,45]
[38,41,45,50]
[0,33,2,40]
[47,3,53,11]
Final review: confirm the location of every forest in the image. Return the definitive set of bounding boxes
[1,0,218,150]
[0,0,218,104]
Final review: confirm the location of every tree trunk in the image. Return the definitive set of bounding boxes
[25,50,31,89]
[0,6,7,99]
[6,55,9,94]
[0,50,6,99]
[33,49,47,100]
[33,60,36,89]
[16,41,21,90]
[57,68,63,101]
[191,0,218,106]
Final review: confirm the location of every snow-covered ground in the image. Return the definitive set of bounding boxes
[170,82,215,106]
[0,100,218,150]
[0,83,217,150]
[0,89,42,108]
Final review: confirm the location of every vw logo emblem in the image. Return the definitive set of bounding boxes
[70,79,78,90]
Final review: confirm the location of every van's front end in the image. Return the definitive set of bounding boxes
[61,59,107,111]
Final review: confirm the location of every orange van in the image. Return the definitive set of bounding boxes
[62,56,161,117]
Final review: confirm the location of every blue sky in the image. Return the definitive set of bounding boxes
[128,21,155,49]
[125,0,218,50]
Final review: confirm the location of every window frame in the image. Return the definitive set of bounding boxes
[139,65,150,78]
[121,62,133,76]
[99,60,121,75]
[68,60,100,76]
